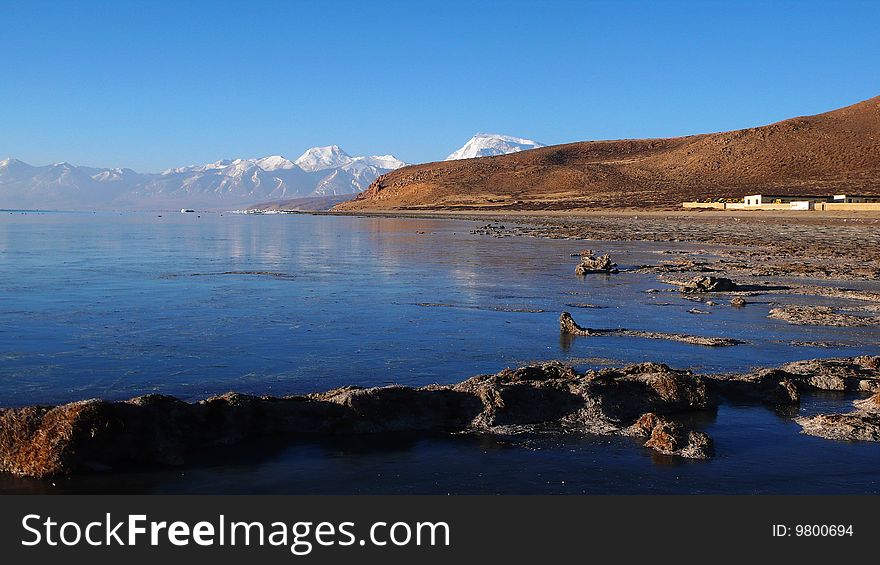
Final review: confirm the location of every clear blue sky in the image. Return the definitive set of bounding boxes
[1,0,878,171]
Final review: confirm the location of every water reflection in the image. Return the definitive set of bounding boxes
[0,213,878,409]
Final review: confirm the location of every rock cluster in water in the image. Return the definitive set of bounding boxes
[1,356,878,478]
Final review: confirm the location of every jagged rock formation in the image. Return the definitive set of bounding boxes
[626,413,714,459]
[1,356,877,478]
[575,253,618,275]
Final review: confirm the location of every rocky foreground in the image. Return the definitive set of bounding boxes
[1,356,878,478]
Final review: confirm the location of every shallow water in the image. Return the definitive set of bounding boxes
[0,211,877,493]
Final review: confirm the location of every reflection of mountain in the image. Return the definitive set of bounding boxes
[0,145,406,210]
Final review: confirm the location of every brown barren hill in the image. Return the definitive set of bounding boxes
[334,96,880,211]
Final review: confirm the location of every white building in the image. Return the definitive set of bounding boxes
[833,194,880,203]
[742,194,828,206]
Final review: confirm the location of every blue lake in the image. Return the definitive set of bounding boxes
[0,211,878,493]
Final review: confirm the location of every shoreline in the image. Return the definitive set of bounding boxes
[2,355,877,479]
[319,207,880,282]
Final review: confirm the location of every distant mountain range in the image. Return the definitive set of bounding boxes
[337,96,880,211]
[0,134,546,210]
[0,146,406,210]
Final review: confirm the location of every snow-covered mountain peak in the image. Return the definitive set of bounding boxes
[0,158,30,176]
[294,145,353,172]
[0,145,406,209]
[255,155,297,171]
[351,154,407,170]
[445,133,545,161]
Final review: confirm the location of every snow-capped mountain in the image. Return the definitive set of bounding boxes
[254,155,297,171]
[294,145,354,172]
[0,148,406,210]
[445,133,544,161]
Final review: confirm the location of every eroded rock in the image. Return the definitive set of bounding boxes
[768,305,878,327]
[778,356,880,392]
[677,276,739,293]
[705,369,801,406]
[797,413,880,441]
[624,413,713,459]
[796,392,880,442]
[2,355,878,477]
[646,421,714,459]
[575,253,618,275]
[560,311,743,347]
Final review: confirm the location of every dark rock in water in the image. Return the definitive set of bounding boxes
[796,392,880,442]
[314,385,483,433]
[624,413,713,459]
[705,369,801,406]
[0,361,713,477]
[559,311,743,347]
[796,412,880,442]
[0,393,348,478]
[575,253,618,275]
[1,356,878,477]
[645,420,714,459]
[704,357,880,411]
[778,355,880,392]
[559,311,592,335]
[678,276,738,293]
[582,363,710,422]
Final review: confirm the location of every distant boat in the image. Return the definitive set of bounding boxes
[180,208,195,213]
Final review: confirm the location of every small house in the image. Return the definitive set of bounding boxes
[742,194,829,206]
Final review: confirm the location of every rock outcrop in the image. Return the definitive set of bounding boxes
[559,311,743,347]
[1,356,878,478]
[796,392,880,442]
[676,276,739,293]
[768,305,878,327]
[575,254,618,275]
[778,355,880,392]
[704,369,801,406]
[0,361,713,478]
[624,413,714,459]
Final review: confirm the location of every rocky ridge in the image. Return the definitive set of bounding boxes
[1,356,877,478]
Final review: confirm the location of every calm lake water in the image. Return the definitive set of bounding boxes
[0,211,878,493]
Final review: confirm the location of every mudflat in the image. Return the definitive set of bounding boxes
[331,209,880,279]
